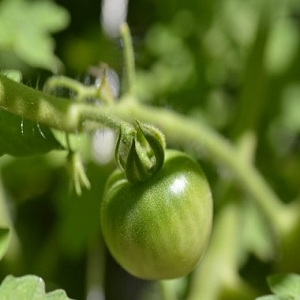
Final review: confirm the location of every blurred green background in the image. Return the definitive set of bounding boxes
[1,0,300,299]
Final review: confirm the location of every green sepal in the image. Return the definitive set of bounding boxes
[136,120,165,174]
[125,139,150,183]
[114,120,166,183]
[115,127,126,171]
[115,126,136,171]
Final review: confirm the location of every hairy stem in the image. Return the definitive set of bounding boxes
[44,74,114,105]
[0,73,81,132]
[0,73,133,134]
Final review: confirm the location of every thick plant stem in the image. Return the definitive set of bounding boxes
[0,73,133,134]
[0,74,81,132]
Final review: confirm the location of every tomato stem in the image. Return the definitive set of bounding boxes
[43,74,114,105]
[120,23,136,97]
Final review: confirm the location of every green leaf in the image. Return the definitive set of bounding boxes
[256,274,300,300]
[0,109,63,157]
[0,275,73,300]
[0,275,44,300]
[268,274,300,298]
[45,290,72,300]
[0,227,10,261]
[0,0,70,71]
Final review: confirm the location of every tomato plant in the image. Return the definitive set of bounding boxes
[1,0,300,299]
[101,149,213,280]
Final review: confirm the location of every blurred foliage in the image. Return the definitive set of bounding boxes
[0,0,300,299]
[0,0,70,73]
[256,273,300,299]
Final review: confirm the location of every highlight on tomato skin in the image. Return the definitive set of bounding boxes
[100,149,213,280]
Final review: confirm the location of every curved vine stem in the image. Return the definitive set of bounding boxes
[43,75,114,105]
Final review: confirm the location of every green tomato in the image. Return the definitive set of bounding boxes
[100,149,213,280]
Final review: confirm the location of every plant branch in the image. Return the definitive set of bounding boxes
[0,73,289,235]
[44,74,114,105]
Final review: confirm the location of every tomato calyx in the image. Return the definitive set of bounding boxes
[115,120,166,183]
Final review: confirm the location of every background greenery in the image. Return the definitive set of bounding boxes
[1,0,300,299]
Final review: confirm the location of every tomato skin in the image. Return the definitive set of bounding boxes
[101,150,213,280]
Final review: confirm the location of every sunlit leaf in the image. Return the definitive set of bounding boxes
[268,274,300,298]
[0,109,63,157]
[255,274,300,300]
[0,0,70,71]
[0,275,73,300]
[45,290,72,300]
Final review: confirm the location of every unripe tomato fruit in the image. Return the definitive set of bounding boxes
[100,150,213,280]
